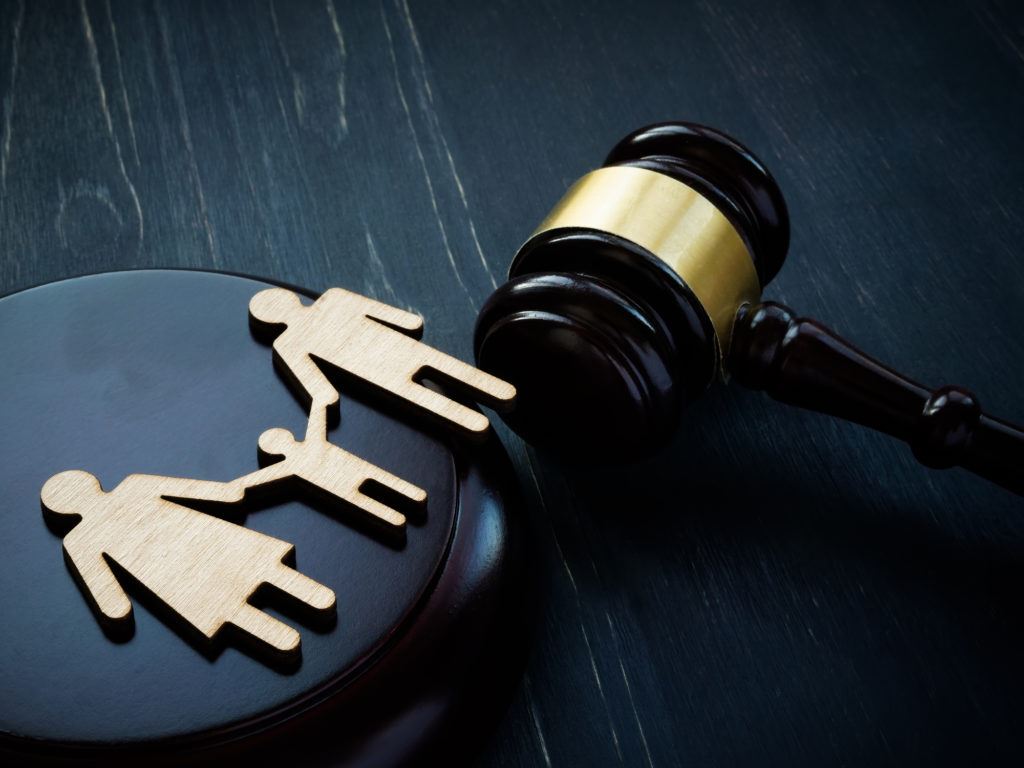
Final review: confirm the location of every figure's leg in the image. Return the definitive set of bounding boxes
[267,566,336,612]
[397,380,491,436]
[416,349,516,407]
[231,603,301,653]
[349,493,408,528]
[363,464,427,505]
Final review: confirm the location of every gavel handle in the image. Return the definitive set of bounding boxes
[730,302,1024,495]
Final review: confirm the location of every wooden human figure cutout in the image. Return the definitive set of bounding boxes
[40,470,336,660]
[243,399,427,533]
[249,287,516,439]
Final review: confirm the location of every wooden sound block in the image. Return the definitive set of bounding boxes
[0,270,527,766]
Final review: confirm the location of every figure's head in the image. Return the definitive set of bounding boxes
[258,428,298,458]
[249,288,304,327]
[41,470,103,516]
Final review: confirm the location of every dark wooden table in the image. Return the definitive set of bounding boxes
[1,1,1022,765]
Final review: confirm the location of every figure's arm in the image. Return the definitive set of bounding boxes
[123,474,247,504]
[330,289,423,337]
[274,344,339,408]
[227,462,294,494]
[63,537,132,621]
[305,398,330,442]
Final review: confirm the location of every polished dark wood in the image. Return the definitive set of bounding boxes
[475,121,790,460]
[0,270,527,766]
[604,122,790,285]
[731,301,1024,495]
[475,120,1024,495]
[3,2,1023,765]
[475,243,709,460]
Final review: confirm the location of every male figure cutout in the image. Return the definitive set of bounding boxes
[249,287,516,438]
[41,470,335,656]
[243,399,426,531]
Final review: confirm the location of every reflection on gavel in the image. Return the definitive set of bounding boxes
[473,122,1023,495]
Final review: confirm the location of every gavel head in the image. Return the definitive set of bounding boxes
[474,122,790,460]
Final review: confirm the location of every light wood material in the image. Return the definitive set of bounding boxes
[244,400,427,531]
[37,284,478,665]
[4,3,1022,763]
[41,470,336,658]
[249,287,516,439]
[9,271,528,763]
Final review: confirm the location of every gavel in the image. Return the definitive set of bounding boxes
[473,121,1023,495]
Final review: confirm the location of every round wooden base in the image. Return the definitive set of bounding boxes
[0,270,527,766]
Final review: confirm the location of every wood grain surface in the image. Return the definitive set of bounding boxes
[41,468,337,658]
[248,284,515,438]
[1,1,1022,766]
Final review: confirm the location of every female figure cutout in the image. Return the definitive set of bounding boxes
[41,470,335,658]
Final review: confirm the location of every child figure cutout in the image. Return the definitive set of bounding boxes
[249,287,516,439]
[41,470,335,659]
[244,398,427,533]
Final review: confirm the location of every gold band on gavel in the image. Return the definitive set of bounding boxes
[531,166,762,360]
